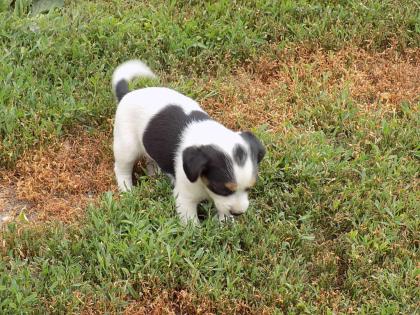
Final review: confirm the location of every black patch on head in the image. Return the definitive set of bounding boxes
[183,145,235,196]
[143,105,210,177]
[115,79,129,102]
[233,144,247,166]
[240,131,266,164]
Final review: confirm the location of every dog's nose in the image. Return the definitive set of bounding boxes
[229,210,243,217]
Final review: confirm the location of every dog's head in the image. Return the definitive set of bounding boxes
[182,131,265,217]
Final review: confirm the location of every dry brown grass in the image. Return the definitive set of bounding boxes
[77,287,276,315]
[202,46,419,133]
[122,290,215,315]
[0,129,115,223]
[121,289,273,315]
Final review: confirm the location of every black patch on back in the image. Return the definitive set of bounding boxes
[233,144,247,166]
[115,79,129,102]
[143,105,210,177]
[240,131,266,164]
[183,145,235,196]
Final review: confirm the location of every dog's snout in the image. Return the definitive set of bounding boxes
[229,210,244,217]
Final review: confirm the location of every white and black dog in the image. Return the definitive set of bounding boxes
[111,60,265,224]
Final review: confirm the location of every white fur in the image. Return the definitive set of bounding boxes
[112,60,156,96]
[112,60,257,224]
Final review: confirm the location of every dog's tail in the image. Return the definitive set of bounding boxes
[111,60,157,102]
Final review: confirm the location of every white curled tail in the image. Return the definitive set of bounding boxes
[111,60,157,102]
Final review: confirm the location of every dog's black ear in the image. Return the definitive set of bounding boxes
[182,146,209,182]
[240,131,266,164]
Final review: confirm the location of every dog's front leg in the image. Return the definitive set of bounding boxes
[174,193,199,225]
[218,212,235,223]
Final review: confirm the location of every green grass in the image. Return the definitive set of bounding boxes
[1,105,418,313]
[1,0,419,313]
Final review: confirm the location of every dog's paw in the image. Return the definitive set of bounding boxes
[217,213,235,224]
[179,214,200,226]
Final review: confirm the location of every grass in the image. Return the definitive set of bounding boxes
[1,0,419,313]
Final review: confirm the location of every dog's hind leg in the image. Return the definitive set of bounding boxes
[113,136,141,192]
[145,158,160,177]
[115,160,135,192]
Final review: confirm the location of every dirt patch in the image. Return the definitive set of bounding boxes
[0,185,33,227]
[202,46,420,132]
[0,129,115,223]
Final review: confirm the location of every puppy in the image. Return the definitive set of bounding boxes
[111,60,265,224]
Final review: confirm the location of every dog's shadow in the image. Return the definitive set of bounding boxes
[197,202,215,222]
[132,160,216,222]
[131,159,148,187]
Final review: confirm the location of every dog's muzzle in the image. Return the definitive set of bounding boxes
[229,210,244,217]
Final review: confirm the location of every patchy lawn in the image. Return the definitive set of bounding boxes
[1,0,419,314]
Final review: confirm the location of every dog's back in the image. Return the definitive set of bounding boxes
[111,60,209,190]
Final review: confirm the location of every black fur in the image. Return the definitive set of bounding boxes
[183,145,235,196]
[115,79,129,102]
[240,131,266,164]
[233,144,247,166]
[143,105,210,177]
[182,146,208,182]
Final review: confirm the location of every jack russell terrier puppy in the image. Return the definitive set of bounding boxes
[111,60,265,224]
